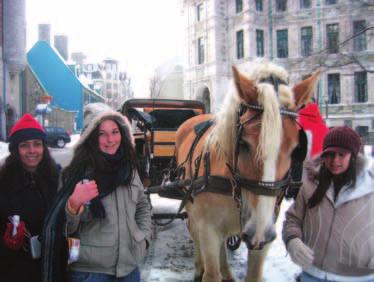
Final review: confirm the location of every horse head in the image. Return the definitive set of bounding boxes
[210,63,319,250]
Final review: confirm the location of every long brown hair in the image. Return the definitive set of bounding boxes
[0,142,59,194]
[308,156,357,208]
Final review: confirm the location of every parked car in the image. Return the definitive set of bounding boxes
[44,126,71,148]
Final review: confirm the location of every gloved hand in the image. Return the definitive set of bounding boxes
[3,221,27,250]
[287,238,314,267]
[68,180,99,213]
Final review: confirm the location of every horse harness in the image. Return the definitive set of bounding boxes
[158,77,308,225]
[172,104,307,212]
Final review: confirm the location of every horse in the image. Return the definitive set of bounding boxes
[174,62,319,282]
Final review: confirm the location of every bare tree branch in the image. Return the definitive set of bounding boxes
[149,73,162,98]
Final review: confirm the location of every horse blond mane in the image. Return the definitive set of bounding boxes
[206,63,294,164]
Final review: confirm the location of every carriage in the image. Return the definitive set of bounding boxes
[121,98,205,189]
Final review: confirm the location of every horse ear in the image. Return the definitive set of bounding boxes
[293,70,320,109]
[232,66,257,104]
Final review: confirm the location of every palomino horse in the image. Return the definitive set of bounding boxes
[175,63,319,282]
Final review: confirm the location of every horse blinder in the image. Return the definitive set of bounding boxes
[291,128,308,162]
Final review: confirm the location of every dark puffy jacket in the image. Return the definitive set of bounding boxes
[0,167,58,282]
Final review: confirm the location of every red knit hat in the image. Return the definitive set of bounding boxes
[8,113,46,151]
[322,126,361,157]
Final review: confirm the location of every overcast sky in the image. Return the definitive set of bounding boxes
[26,0,184,97]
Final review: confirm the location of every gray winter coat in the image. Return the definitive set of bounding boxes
[283,155,374,281]
[66,172,151,277]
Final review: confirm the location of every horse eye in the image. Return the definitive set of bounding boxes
[239,140,250,151]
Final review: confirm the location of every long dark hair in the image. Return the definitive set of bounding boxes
[62,117,137,185]
[308,156,357,208]
[0,142,59,193]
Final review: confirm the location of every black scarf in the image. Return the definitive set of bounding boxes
[90,147,130,218]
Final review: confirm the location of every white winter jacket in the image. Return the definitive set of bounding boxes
[283,155,374,281]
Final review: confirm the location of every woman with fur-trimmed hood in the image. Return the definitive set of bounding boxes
[283,126,374,282]
[41,103,151,282]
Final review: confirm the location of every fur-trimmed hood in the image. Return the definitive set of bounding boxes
[303,153,374,207]
[75,103,134,149]
[304,153,370,181]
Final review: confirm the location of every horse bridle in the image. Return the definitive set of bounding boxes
[227,98,299,198]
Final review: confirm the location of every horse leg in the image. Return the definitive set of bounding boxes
[200,229,222,282]
[220,241,235,282]
[245,244,271,282]
[188,219,204,280]
[193,240,204,281]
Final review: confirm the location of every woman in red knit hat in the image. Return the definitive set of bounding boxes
[0,113,60,282]
[283,126,374,282]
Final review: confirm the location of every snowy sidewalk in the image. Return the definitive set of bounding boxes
[141,195,300,282]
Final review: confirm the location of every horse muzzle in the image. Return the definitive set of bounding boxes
[241,228,276,250]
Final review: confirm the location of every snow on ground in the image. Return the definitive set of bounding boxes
[141,195,301,282]
[66,134,80,148]
[0,141,8,156]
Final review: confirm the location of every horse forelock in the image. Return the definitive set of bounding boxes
[255,84,282,167]
[249,63,294,109]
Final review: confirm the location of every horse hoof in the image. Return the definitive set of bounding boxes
[194,276,202,282]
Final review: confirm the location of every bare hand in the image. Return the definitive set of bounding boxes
[68,180,99,212]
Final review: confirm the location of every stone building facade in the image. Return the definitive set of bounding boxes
[182,0,374,143]
[0,0,27,140]
[151,57,184,100]
[74,59,133,111]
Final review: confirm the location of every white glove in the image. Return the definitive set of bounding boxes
[287,238,314,267]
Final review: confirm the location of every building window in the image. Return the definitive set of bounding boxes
[236,30,244,59]
[255,0,263,11]
[354,72,367,103]
[276,0,287,11]
[277,29,288,58]
[301,26,313,57]
[236,0,243,13]
[327,74,340,104]
[196,3,203,22]
[344,120,352,128]
[326,23,339,54]
[256,30,264,57]
[353,20,367,52]
[325,0,337,4]
[356,126,369,141]
[300,0,311,9]
[197,37,205,64]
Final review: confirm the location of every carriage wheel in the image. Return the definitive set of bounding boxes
[226,234,241,251]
